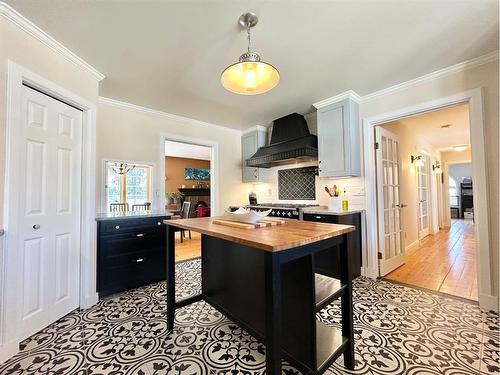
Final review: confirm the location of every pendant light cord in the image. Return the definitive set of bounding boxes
[247,25,251,53]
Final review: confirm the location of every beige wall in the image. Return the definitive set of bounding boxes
[165,156,210,192]
[360,60,499,298]
[96,102,246,215]
[0,18,100,228]
[380,121,440,249]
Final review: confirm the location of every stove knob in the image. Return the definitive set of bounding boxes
[282,211,286,216]
[277,211,281,216]
[271,210,275,215]
[287,212,292,216]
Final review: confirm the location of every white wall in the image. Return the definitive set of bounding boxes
[96,100,247,215]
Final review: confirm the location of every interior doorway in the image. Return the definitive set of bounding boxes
[374,103,478,301]
[164,140,213,262]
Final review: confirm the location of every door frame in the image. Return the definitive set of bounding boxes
[362,88,493,309]
[1,61,97,360]
[159,133,218,215]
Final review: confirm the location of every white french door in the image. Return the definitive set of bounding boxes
[417,153,430,239]
[375,127,405,276]
[15,85,83,340]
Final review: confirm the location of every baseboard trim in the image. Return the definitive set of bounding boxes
[0,340,19,364]
[363,266,379,279]
[405,240,419,253]
[479,294,499,312]
[81,292,99,310]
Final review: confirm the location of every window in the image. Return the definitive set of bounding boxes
[449,176,459,207]
[105,162,152,211]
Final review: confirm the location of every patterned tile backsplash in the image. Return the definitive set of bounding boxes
[278,167,316,200]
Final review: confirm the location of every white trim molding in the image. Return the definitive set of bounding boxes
[313,90,362,108]
[1,61,98,361]
[313,51,499,108]
[0,1,105,81]
[362,51,499,102]
[362,88,494,310]
[99,97,241,134]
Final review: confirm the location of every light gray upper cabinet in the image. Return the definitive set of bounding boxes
[241,128,267,182]
[316,98,361,177]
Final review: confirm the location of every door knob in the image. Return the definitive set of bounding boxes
[32,224,40,230]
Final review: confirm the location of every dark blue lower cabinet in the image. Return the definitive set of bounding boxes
[97,216,169,298]
[303,213,362,279]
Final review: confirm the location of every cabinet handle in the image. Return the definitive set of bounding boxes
[136,258,144,263]
[315,216,322,219]
[115,225,120,230]
[136,233,144,237]
[157,222,162,226]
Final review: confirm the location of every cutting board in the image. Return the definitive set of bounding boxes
[213,217,285,229]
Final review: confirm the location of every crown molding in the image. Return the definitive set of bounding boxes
[312,51,499,108]
[313,90,362,109]
[0,1,105,81]
[98,96,241,134]
[361,50,499,102]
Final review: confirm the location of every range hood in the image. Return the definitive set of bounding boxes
[246,113,318,168]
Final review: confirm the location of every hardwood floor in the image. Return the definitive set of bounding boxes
[385,219,477,301]
[174,231,201,262]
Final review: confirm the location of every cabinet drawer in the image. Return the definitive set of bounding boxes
[98,251,166,297]
[99,229,165,257]
[302,213,338,224]
[100,246,165,267]
[99,217,167,236]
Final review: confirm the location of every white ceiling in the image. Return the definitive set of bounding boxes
[396,103,470,151]
[165,140,211,160]
[7,0,499,130]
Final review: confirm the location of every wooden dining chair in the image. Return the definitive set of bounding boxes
[110,203,129,212]
[132,202,151,211]
[179,201,191,242]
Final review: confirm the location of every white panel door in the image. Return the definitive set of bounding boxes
[417,153,430,239]
[375,127,405,276]
[17,85,82,340]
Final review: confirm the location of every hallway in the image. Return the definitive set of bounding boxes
[385,219,477,300]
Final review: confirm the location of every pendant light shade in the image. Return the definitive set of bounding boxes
[221,13,280,95]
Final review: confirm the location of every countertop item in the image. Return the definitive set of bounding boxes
[96,210,174,221]
[302,206,365,215]
[164,216,354,252]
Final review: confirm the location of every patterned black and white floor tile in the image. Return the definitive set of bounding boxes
[1,259,498,375]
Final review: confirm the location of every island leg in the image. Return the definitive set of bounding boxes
[166,224,176,331]
[340,233,355,369]
[265,252,283,375]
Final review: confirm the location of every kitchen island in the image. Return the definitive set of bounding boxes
[164,217,356,375]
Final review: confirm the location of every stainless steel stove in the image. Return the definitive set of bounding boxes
[245,203,320,220]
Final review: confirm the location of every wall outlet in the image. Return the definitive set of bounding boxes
[349,187,365,196]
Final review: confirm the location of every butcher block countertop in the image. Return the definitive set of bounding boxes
[164,217,355,252]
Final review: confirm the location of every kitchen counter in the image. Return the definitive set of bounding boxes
[164,216,356,374]
[95,210,174,221]
[302,206,365,215]
[164,216,354,252]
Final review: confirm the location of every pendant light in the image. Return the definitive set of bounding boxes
[221,12,280,95]
[111,162,135,175]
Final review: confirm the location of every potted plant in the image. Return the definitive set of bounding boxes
[172,192,183,205]
[165,191,174,205]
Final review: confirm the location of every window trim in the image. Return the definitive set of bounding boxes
[102,159,156,212]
